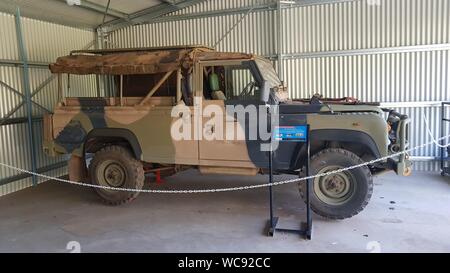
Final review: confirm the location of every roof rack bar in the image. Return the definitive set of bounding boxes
[70,45,213,55]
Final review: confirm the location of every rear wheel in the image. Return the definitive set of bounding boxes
[299,148,373,220]
[89,145,144,205]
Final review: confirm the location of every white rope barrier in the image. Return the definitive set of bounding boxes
[1,113,449,194]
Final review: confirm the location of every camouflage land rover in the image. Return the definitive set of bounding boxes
[43,45,411,219]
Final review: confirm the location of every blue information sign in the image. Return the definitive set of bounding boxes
[273,125,308,142]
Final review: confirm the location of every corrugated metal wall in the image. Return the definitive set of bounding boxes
[0,0,447,195]
[169,0,275,15]
[280,0,450,171]
[107,0,450,171]
[107,8,276,57]
[0,11,95,196]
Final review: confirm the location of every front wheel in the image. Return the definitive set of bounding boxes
[299,148,373,220]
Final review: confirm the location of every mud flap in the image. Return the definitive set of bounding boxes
[68,154,88,182]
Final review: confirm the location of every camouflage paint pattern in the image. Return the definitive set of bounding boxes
[44,47,411,178]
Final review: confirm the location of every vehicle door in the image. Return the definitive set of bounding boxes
[194,60,268,168]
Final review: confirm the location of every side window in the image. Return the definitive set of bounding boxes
[60,74,99,98]
[117,73,178,97]
[226,66,259,100]
[203,63,260,101]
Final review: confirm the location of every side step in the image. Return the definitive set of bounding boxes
[199,166,259,176]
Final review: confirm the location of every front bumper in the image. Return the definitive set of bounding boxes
[388,156,412,176]
[384,109,412,176]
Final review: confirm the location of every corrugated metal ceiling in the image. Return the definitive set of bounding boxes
[0,0,166,29]
[94,0,163,14]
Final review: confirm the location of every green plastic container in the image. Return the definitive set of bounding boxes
[208,73,220,91]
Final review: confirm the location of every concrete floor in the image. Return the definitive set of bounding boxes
[0,170,449,253]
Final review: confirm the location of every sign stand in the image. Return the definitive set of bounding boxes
[267,125,312,240]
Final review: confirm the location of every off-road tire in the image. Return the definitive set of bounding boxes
[299,148,373,220]
[89,145,144,205]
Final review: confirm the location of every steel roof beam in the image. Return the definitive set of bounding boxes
[0,59,50,68]
[135,0,359,25]
[159,0,178,5]
[100,0,207,33]
[57,0,128,19]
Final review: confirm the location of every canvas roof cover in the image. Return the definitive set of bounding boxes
[49,46,255,75]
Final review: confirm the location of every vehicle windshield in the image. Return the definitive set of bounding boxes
[254,57,289,103]
[255,58,281,88]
